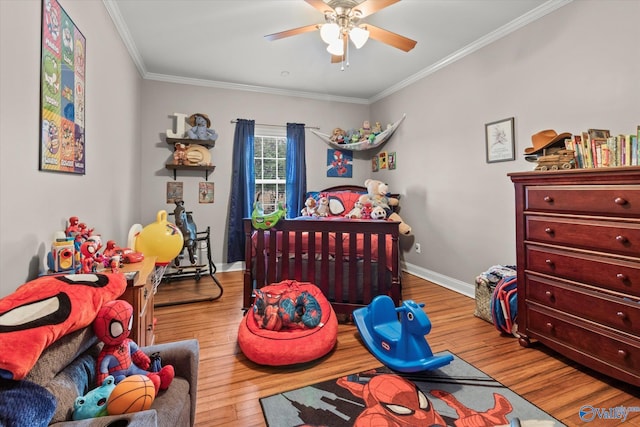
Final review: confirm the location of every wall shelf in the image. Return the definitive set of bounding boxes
[165,164,215,180]
[166,137,215,149]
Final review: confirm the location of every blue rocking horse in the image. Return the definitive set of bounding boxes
[353,295,454,373]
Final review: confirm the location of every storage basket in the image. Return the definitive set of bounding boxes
[474,265,516,323]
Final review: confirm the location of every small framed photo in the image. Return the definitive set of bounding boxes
[485,117,515,163]
[199,182,214,203]
[166,181,183,203]
[388,152,396,170]
[371,156,379,172]
[379,152,388,169]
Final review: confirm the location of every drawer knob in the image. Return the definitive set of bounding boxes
[545,259,554,267]
[545,290,554,300]
[616,273,628,281]
[616,235,628,244]
[545,322,554,331]
[544,228,554,235]
[617,349,628,358]
[614,197,628,206]
[543,196,554,203]
[616,311,627,320]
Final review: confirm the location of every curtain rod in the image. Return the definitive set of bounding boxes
[229,120,320,130]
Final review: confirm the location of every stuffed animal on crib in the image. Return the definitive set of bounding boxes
[359,179,412,235]
[187,113,218,141]
[346,200,364,219]
[94,300,174,394]
[315,196,330,217]
[301,197,317,217]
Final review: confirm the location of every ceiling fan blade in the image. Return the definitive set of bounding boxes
[354,0,400,18]
[305,0,333,14]
[264,24,320,41]
[366,24,417,52]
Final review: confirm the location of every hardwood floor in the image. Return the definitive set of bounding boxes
[153,271,640,427]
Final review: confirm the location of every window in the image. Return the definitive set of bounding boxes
[254,129,286,214]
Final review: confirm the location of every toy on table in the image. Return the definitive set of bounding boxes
[94,300,174,394]
[187,113,218,141]
[73,375,116,420]
[353,295,453,372]
[47,232,76,273]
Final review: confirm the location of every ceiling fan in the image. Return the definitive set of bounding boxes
[264,0,417,66]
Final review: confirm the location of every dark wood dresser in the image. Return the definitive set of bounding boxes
[508,167,640,386]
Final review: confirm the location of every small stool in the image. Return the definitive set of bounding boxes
[237,280,338,366]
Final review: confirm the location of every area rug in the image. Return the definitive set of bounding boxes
[260,351,565,426]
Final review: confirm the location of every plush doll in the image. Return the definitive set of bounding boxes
[94,300,174,394]
[73,376,116,420]
[187,113,218,141]
[173,143,187,165]
[345,200,364,219]
[301,197,317,217]
[359,179,412,235]
[330,128,346,144]
[315,196,330,217]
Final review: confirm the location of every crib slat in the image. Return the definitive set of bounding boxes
[334,231,344,303]
[361,232,372,304]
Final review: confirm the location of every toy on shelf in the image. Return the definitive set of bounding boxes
[187,113,218,141]
[353,295,453,373]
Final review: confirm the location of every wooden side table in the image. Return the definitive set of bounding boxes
[119,257,156,346]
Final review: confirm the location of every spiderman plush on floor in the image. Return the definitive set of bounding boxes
[94,299,174,394]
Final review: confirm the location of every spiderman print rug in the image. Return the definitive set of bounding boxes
[260,351,565,427]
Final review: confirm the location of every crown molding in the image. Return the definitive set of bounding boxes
[369,0,573,103]
[104,0,572,106]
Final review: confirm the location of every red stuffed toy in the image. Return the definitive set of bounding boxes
[94,300,174,394]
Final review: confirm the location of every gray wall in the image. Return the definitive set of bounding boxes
[0,0,143,295]
[1,0,638,298]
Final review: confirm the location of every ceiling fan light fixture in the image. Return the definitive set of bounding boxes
[349,25,369,49]
[320,22,340,44]
[327,39,344,56]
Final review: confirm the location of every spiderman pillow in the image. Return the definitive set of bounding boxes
[0,273,127,380]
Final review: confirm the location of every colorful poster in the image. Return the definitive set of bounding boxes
[40,0,85,174]
[327,149,353,178]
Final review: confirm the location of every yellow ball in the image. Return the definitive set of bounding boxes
[135,210,183,264]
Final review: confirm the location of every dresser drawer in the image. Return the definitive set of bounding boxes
[526,245,640,296]
[527,307,640,375]
[526,216,640,257]
[525,185,640,217]
[526,275,640,336]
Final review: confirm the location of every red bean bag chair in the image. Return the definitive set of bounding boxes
[238,280,338,366]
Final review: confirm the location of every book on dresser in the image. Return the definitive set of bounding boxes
[508,167,640,387]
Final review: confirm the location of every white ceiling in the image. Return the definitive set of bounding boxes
[104,0,569,103]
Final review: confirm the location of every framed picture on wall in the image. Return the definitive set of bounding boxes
[199,182,214,203]
[166,181,183,203]
[388,152,397,170]
[371,156,379,172]
[326,149,353,178]
[485,117,515,163]
[379,152,388,169]
[39,0,86,174]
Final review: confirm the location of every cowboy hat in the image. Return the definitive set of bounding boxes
[524,129,572,154]
[187,113,211,128]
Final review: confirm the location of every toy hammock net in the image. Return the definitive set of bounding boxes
[310,114,406,151]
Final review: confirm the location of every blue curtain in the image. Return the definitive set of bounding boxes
[285,123,307,219]
[226,119,255,263]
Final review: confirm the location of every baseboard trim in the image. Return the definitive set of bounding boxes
[220,261,475,299]
[401,262,475,299]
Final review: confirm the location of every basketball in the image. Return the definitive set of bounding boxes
[107,375,156,415]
